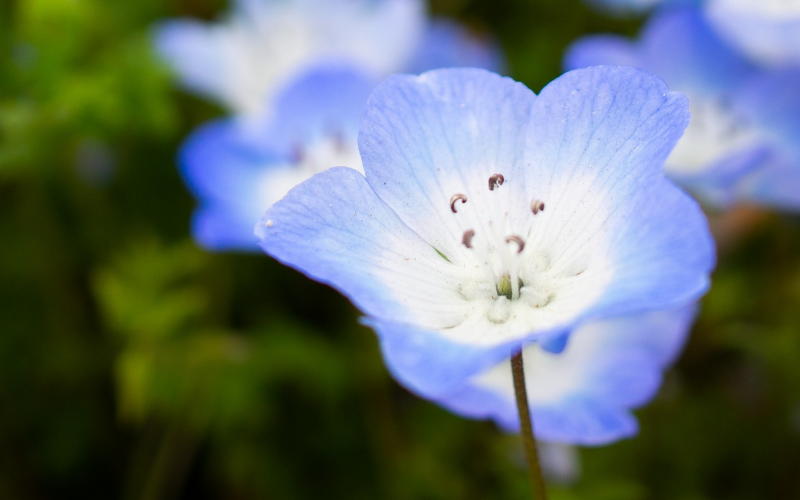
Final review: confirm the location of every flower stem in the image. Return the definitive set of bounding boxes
[511,351,548,500]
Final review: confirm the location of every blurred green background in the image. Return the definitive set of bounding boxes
[2,0,800,498]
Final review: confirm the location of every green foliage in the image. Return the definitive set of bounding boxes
[2,0,800,498]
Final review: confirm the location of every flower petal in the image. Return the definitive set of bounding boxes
[153,19,240,110]
[180,67,376,252]
[563,35,639,71]
[267,65,376,154]
[360,68,536,260]
[706,0,800,67]
[429,306,695,445]
[566,8,754,94]
[519,65,714,319]
[404,18,506,75]
[256,167,474,326]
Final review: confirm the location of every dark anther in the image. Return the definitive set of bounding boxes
[530,199,545,215]
[488,174,505,191]
[462,229,476,249]
[505,235,525,253]
[450,194,468,213]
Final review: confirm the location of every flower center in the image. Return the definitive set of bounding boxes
[448,173,549,322]
[259,132,363,208]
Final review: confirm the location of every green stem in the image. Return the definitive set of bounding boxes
[511,351,548,500]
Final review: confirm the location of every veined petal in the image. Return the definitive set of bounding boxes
[256,167,474,326]
[258,68,713,407]
[519,65,714,319]
[565,9,772,207]
[360,68,536,260]
[430,306,695,445]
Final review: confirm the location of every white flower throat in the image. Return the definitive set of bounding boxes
[448,173,553,325]
[260,132,364,208]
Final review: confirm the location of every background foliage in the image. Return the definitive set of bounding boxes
[1,0,799,498]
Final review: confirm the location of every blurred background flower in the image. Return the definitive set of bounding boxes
[3,0,800,499]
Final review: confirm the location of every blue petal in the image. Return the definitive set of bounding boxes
[152,19,233,109]
[740,156,800,211]
[267,65,377,156]
[256,166,469,326]
[539,333,570,354]
[582,0,664,15]
[737,68,800,160]
[360,68,536,258]
[179,119,282,251]
[258,68,713,405]
[180,66,377,252]
[706,1,800,67]
[180,119,276,206]
[192,203,263,250]
[671,145,772,208]
[404,18,506,74]
[368,317,575,396]
[521,66,715,316]
[636,7,754,92]
[429,306,696,445]
[563,35,639,70]
[567,7,755,93]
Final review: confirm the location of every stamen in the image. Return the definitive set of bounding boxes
[505,235,526,254]
[462,229,475,249]
[488,174,505,191]
[450,193,468,213]
[531,199,545,215]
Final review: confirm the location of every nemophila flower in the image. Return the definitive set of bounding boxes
[176,20,504,252]
[566,7,800,209]
[155,0,424,115]
[254,67,715,424]
[181,66,373,250]
[706,0,800,67]
[154,0,504,118]
[431,306,695,444]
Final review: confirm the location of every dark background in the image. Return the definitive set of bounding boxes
[1,0,799,498]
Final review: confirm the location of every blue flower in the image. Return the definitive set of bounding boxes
[706,0,800,67]
[254,67,715,421]
[181,66,374,250]
[429,306,696,445]
[175,13,506,251]
[153,0,504,118]
[566,7,800,209]
[154,0,425,115]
